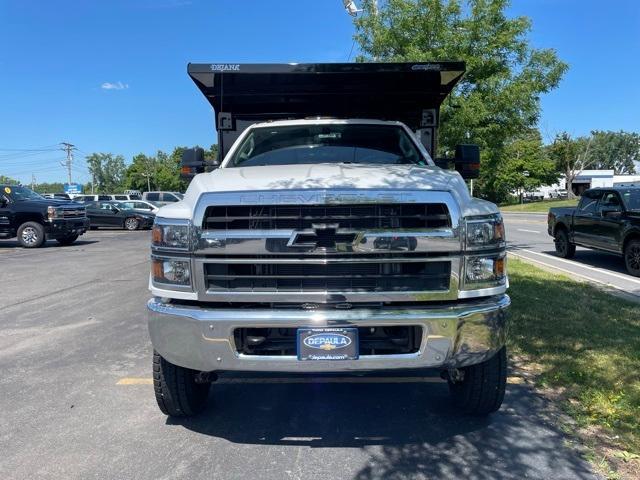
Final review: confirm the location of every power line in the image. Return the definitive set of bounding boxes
[0,144,59,151]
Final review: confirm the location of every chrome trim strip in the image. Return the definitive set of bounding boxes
[197,233,460,255]
[457,284,507,299]
[196,256,453,264]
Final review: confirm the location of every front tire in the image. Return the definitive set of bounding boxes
[17,221,45,248]
[124,217,139,231]
[448,347,507,415]
[152,351,210,417]
[56,234,79,246]
[554,228,576,258]
[624,239,640,277]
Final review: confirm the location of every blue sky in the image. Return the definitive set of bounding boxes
[0,0,639,185]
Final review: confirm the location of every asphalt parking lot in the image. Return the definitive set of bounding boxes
[0,231,599,480]
[504,213,640,299]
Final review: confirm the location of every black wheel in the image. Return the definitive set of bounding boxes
[56,234,79,246]
[624,239,640,277]
[152,351,210,417]
[17,221,45,248]
[448,347,507,415]
[554,228,576,258]
[124,217,139,231]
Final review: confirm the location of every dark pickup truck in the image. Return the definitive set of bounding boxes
[0,185,89,247]
[548,187,640,276]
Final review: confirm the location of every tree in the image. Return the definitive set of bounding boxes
[33,182,65,194]
[547,132,593,198]
[124,153,156,191]
[124,145,218,193]
[0,175,19,185]
[494,129,558,202]
[86,153,126,193]
[353,0,568,201]
[585,130,639,174]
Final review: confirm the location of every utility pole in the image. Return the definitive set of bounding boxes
[60,142,75,186]
[31,174,36,191]
[141,173,151,192]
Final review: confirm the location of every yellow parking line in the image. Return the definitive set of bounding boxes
[117,377,153,385]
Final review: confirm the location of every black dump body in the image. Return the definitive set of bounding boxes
[187,62,465,158]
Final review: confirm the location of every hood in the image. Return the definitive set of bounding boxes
[159,163,498,220]
[17,198,79,208]
[191,164,458,193]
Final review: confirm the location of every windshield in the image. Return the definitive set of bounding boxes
[621,189,640,210]
[227,124,426,168]
[3,185,44,201]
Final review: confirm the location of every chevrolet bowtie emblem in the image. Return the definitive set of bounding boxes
[287,223,362,251]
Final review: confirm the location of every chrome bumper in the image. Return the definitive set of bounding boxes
[147,294,510,373]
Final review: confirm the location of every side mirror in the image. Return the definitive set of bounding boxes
[454,144,480,179]
[180,147,206,180]
[602,208,621,217]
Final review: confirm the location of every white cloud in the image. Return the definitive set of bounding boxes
[101,81,129,91]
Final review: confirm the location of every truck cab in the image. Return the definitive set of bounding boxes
[148,62,509,418]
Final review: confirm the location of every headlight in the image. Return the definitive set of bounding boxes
[152,220,191,250]
[152,257,191,286]
[466,216,505,249]
[465,255,506,284]
[47,206,59,221]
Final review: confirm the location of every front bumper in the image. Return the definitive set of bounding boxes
[147,294,510,373]
[45,218,90,238]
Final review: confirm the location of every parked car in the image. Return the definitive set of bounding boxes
[549,189,568,199]
[0,185,89,247]
[74,194,142,202]
[548,187,640,275]
[42,193,71,200]
[142,191,183,206]
[119,199,160,214]
[85,201,155,230]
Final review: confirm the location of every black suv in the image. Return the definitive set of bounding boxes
[0,185,89,247]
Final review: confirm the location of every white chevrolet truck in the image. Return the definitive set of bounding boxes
[148,62,509,417]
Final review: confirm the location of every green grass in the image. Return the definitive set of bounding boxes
[508,259,640,461]
[501,198,578,213]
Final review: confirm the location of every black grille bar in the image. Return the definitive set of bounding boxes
[204,203,450,230]
[205,261,450,292]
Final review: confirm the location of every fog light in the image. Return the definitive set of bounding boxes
[152,257,191,286]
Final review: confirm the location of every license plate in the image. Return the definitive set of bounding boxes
[297,327,359,361]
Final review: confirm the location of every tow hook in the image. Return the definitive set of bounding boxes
[195,371,218,384]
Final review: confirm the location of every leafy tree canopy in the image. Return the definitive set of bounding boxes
[493,129,557,200]
[86,153,126,193]
[585,130,639,175]
[354,0,568,201]
[0,175,20,185]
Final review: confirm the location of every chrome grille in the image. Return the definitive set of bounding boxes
[59,206,86,218]
[203,203,450,230]
[194,192,461,304]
